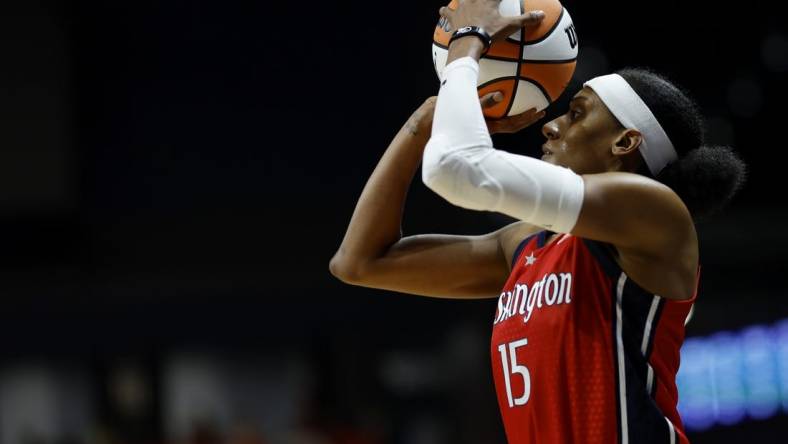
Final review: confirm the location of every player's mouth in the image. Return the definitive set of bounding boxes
[541,144,553,160]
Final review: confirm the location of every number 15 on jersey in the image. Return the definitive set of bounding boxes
[497,338,531,407]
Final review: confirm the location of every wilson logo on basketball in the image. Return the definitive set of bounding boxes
[564,23,578,49]
[438,16,451,33]
[494,272,574,325]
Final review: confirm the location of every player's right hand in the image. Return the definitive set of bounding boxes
[481,92,546,134]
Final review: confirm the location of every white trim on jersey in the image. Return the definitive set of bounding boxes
[666,416,677,444]
[684,304,695,326]
[616,272,629,444]
[641,296,661,354]
[642,296,661,395]
[646,365,655,396]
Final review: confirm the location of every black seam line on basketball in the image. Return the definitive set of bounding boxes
[432,42,576,64]
[520,76,552,103]
[502,0,526,117]
[522,57,577,64]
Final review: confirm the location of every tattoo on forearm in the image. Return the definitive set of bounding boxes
[405,119,420,136]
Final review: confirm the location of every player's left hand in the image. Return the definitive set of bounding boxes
[480,92,546,134]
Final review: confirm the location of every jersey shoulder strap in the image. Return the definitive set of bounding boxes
[510,230,548,266]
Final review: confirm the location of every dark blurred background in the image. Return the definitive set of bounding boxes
[0,0,786,443]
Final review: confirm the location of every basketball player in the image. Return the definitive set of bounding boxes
[330,1,746,442]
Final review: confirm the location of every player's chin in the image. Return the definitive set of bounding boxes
[540,153,555,163]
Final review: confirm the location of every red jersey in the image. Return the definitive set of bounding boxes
[491,230,697,444]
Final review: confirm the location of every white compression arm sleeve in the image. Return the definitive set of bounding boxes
[422,57,585,234]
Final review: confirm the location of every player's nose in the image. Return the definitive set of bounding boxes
[542,119,560,140]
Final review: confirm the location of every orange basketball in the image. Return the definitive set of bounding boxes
[432,0,578,118]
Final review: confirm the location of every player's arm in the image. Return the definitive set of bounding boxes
[570,172,698,298]
[423,39,698,300]
[329,98,542,299]
[332,221,538,299]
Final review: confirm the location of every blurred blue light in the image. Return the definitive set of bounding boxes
[709,332,746,425]
[677,318,788,431]
[677,339,716,431]
[740,326,779,420]
[776,319,788,413]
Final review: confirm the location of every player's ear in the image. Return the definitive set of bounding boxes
[611,129,642,156]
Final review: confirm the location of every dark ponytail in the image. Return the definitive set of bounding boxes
[656,146,746,222]
[616,68,747,222]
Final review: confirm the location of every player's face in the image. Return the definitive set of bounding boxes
[540,87,625,174]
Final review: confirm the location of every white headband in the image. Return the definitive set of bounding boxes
[584,74,677,176]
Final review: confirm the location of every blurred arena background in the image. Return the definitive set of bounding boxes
[0,1,786,443]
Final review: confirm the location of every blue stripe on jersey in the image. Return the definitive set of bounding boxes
[584,237,667,383]
[588,238,677,444]
[511,232,540,266]
[621,278,664,396]
[612,273,676,444]
[537,230,551,247]
[581,238,621,278]
[619,287,674,443]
